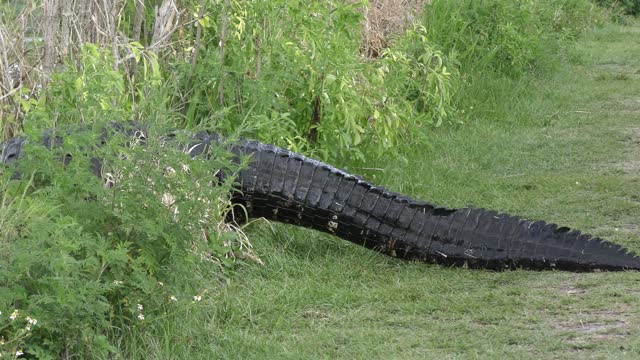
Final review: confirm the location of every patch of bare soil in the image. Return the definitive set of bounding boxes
[619,98,640,109]
[557,283,588,296]
[547,278,637,345]
[626,128,640,145]
[554,307,632,344]
[596,97,640,116]
[595,63,640,80]
[621,160,640,174]
[617,127,640,175]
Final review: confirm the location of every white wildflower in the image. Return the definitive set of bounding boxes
[161,192,176,207]
[9,310,18,320]
[15,350,23,357]
[193,295,202,302]
[137,304,143,311]
[137,314,145,321]
[169,295,177,302]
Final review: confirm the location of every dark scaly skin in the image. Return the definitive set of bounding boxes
[2,125,640,271]
[231,140,640,271]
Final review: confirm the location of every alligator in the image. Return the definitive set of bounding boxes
[2,124,640,271]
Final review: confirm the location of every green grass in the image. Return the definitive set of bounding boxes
[114,22,640,359]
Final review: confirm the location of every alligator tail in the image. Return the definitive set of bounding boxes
[3,128,639,271]
[231,140,640,271]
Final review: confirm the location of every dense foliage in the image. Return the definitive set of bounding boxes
[596,0,640,15]
[169,0,456,162]
[424,0,607,77]
[0,121,252,357]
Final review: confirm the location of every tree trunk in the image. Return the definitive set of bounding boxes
[150,0,178,54]
[217,0,229,107]
[43,0,61,77]
[60,0,74,57]
[133,0,145,43]
[103,0,120,70]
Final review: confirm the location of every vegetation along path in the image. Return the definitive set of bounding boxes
[157,23,640,359]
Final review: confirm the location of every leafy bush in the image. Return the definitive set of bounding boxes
[595,0,640,15]
[0,123,247,358]
[4,1,459,164]
[0,43,247,357]
[172,0,457,162]
[24,43,165,130]
[376,24,457,141]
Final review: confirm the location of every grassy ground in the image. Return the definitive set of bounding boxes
[120,22,640,359]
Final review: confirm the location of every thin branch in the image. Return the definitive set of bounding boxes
[181,0,206,115]
[0,87,21,102]
[191,0,206,70]
[218,0,230,107]
[133,0,145,43]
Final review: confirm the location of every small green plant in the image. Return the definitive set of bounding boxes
[381,24,457,128]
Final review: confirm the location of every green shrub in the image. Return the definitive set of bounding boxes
[378,25,458,129]
[0,123,245,358]
[595,0,640,15]
[172,0,457,162]
[0,42,246,358]
[423,0,605,77]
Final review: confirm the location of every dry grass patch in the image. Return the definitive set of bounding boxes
[360,0,430,57]
[618,128,640,174]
